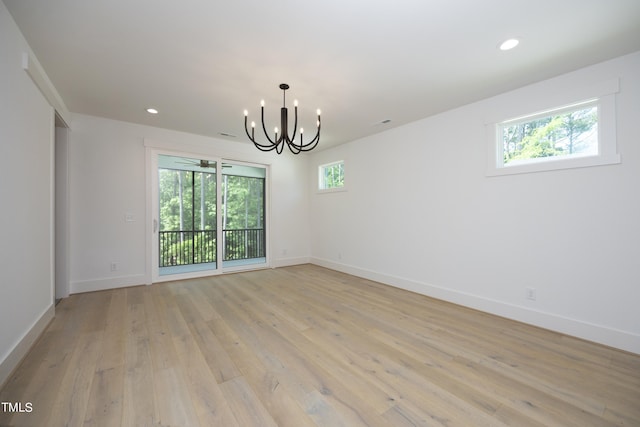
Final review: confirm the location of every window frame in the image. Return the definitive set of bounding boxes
[318,160,346,193]
[486,79,620,176]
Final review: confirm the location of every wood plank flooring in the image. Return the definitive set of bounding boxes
[1,265,639,426]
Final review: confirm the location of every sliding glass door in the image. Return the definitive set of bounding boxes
[154,154,267,280]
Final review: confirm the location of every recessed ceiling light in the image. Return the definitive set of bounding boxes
[499,38,520,51]
[146,108,159,114]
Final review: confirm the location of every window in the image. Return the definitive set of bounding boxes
[318,160,345,191]
[487,79,620,176]
[500,101,598,166]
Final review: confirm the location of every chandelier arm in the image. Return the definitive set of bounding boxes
[254,138,282,150]
[286,138,303,155]
[260,106,278,146]
[244,116,271,148]
[300,135,321,151]
[256,143,278,152]
[252,134,279,151]
[245,111,281,151]
[252,143,274,152]
[288,119,321,151]
[289,105,298,144]
[288,146,302,155]
[249,127,281,152]
[244,116,255,142]
[295,133,321,152]
[287,138,317,153]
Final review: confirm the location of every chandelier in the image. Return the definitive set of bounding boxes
[244,83,321,154]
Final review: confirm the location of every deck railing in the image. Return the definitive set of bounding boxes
[159,229,265,267]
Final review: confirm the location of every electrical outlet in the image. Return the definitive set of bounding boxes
[110,262,118,272]
[526,287,537,301]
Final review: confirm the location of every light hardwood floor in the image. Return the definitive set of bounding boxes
[1,265,639,426]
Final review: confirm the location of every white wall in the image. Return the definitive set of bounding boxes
[0,3,55,386]
[310,52,640,354]
[68,114,311,293]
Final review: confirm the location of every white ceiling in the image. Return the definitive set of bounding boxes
[4,0,640,150]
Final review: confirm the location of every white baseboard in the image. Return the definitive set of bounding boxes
[0,303,55,389]
[272,256,311,268]
[70,274,147,294]
[310,257,640,355]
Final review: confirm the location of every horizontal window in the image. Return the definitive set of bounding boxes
[487,79,620,176]
[501,100,598,166]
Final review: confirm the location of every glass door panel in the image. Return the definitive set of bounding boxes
[158,155,217,275]
[221,163,266,268]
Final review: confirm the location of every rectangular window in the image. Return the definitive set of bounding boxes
[318,160,345,191]
[486,79,620,176]
[500,100,598,166]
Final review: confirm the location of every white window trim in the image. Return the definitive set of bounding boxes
[317,160,347,193]
[486,79,620,176]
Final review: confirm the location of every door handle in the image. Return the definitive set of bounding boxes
[153,219,158,233]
